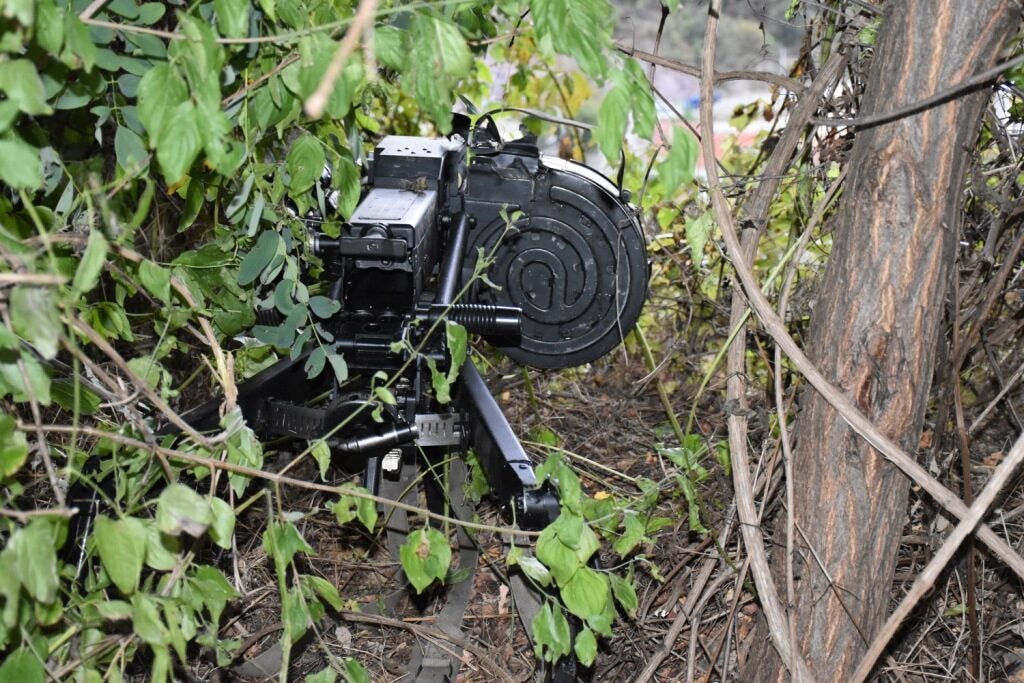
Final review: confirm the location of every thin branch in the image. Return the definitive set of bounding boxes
[850,430,1024,683]
[0,273,68,286]
[305,0,378,119]
[699,1,814,679]
[813,52,1024,129]
[78,0,109,20]
[32,424,540,539]
[618,42,807,94]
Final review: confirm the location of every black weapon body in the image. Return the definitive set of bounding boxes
[186,123,648,527]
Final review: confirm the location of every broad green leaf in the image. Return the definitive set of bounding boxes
[2,0,34,25]
[608,572,638,618]
[560,566,608,619]
[72,228,108,295]
[507,546,552,587]
[660,127,698,193]
[8,519,60,603]
[155,100,203,182]
[189,565,236,624]
[96,600,133,621]
[262,521,314,577]
[137,64,189,144]
[612,510,646,557]
[373,26,406,70]
[342,659,370,683]
[531,601,572,662]
[305,667,337,683]
[11,286,61,360]
[0,351,52,405]
[308,295,340,318]
[310,439,331,480]
[214,0,250,38]
[573,627,598,667]
[94,515,147,594]
[0,413,28,478]
[302,574,342,611]
[114,125,149,173]
[0,648,45,683]
[535,524,578,585]
[332,484,377,532]
[238,230,281,286]
[286,134,325,195]
[132,594,170,646]
[530,0,611,79]
[685,210,714,267]
[209,497,236,550]
[0,138,43,190]
[326,351,348,384]
[62,13,96,71]
[408,15,473,130]
[596,78,630,161]
[138,260,171,304]
[399,527,451,593]
[0,60,51,115]
[156,484,212,537]
[144,521,179,571]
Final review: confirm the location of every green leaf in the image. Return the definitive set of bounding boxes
[0,137,44,190]
[262,521,314,577]
[612,510,647,557]
[531,601,572,662]
[114,125,149,174]
[596,78,630,161]
[0,60,52,115]
[507,546,552,587]
[408,15,473,130]
[8,519,60,603]
[399,527,451,593]
[535,524,579,585]
[137,64,189,144]
[332,484,377,532]
[156,100,203,182]
[560,566,608,619]
[238,230,281,286]
[660,127,698,192]
[573,627,598,667]
[72,228,108,295]
[286,134,325,195]
[302,574,342,611]
[0,413,28,478]
[189,565,237,624]
[214,0,250,38]
[62,13,96,71]
[94,515,147,595]
[342,659,370,683]
[310,439,331,480]
[685,210,714,267]
[0,648,45,683]
[530,0,611,79]
[132,594,170,646]
[11,286,61,360]
[326,351,348,384]
[209,497,236,550]
[305,667,337,683]
[308,295,340,318]
[156,484,212,537]
[144,519,179,572]
[608,572,638,618]
[138,260,171,305]
[96,600,133,621]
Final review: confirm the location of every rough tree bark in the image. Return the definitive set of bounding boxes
[745,2,1021,681]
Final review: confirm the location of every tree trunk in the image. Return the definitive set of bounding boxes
[745,2,1020,681]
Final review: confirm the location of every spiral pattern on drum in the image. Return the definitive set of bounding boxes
[467,182,647,368]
